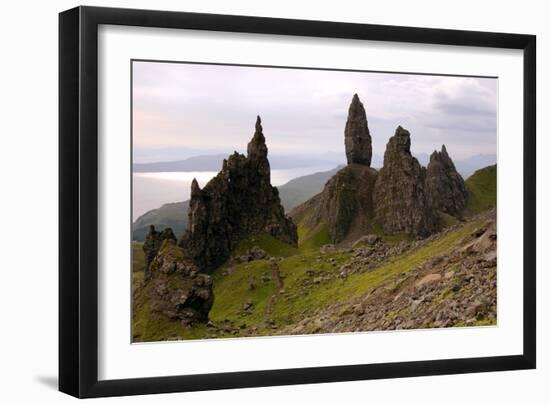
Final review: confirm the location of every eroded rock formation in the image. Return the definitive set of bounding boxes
[180,116,298,272]
[145,239,214,324]
[426,145,468,216]
[344,94,372,166]
[373,126,437,237]
[291,95,377,244]
[143,225,177,280]
[291,164,378,244]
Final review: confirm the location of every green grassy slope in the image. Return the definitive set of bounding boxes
[233,233,299,258]
[465,164,497,213]
[132,214,485,341]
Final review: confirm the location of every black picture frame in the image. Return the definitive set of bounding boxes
[59,5,536,398]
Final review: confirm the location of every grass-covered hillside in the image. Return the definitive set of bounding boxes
[133,212,496,341]
[465,164,497,213]
[133,201,189,241]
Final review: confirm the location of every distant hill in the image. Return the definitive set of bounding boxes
[465,164,497,213]
[132,166,341,241]
[133,155,227,172]
[132,201,189,241]
[133,153,344,172]
[278,166,341,211]
[455,155,497,179]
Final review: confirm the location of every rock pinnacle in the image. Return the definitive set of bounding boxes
[344,94,372,166]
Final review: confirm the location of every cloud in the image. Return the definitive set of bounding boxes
[132,61,497,162]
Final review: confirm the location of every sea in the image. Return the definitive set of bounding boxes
[132,165,333,219]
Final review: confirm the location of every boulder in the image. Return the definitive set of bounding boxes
[249,246,267,260]
[352,234,382,247]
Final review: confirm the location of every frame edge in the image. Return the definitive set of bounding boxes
[58,5,81,398]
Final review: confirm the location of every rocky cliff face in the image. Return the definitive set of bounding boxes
[180,116,298,272]
[426,145,468,216]
[373,126,437,237]
[142,239,214,325]
[292,164,378,244]
[344,94,372,166]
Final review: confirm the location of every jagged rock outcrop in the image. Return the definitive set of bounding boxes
[291,164,378,244]
[143,225,177,280]
[426,145,468,216]
[344,94,372,166]
[373,126,437,237]
[145,239,214,324]
[180,116,298,272]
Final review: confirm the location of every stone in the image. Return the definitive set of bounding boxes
[425,145,468,215]
[249,246,267,260]
[352,234,382,247]
[344,94,372,166]
[373,126,437,237]
[146,239,214,323]
[180,116,298,272]
[319,244,337,254]
[415,273,442,288]
[143,225,177,280]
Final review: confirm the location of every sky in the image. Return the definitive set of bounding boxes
[132,61,497,164]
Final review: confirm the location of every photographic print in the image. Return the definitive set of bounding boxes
[131,61,497,343]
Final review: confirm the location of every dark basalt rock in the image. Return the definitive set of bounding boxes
[180,116,298,272]
[292,164,378,244]
[143,225,176,280]
[425,145,468,216]
[146,239,214,324]
[344,94,372,166]
[373,126,437,237]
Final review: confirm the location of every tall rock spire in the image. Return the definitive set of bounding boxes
[190,178,201,198]
[425,145,468,215]
[373,126,436,237]
[344,94,372,166]
[181,116,297,272]
[247,115,268,160]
